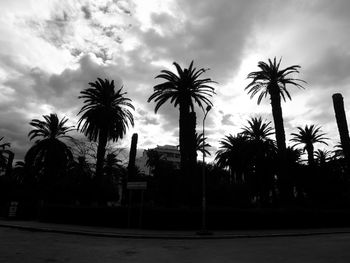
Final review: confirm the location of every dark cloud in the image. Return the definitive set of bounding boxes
[304,48,350,88]
[136,0,267,84]
[81,5,92,19]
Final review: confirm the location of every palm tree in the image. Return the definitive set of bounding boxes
[245,58,305,202]
[333,142,344,159]
[315,149,332,166]
[291,125,328,166]
[195,132,211,157]
[148,61,215,177]
[25,113,74,181]
[241,116,274,142]
[285,146,302,166]
[245,57,305,155]
[241,117,277,204]
[78,78,134,177]
[215,134,253,184]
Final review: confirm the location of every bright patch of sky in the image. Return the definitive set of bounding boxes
[0,0,350,163]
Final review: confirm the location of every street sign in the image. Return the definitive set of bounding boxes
[127,181,147,190]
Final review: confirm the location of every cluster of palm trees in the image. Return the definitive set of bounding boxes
[147,57,349,206]
[0,79,134,204]
[0,57,349,208]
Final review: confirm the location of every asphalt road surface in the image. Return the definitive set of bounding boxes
[1,228,350,262]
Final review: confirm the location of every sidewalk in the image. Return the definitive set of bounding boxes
[1,218,350,239]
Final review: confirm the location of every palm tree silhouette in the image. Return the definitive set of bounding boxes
[241,117,276,204]
[195,132,211,157]
[148,61,215,177]
[245,57,305,155]
[78,78,134,177]
[314,149,332,166]
[25,113,74,181]
[291,125,328,166]
[241,116,274,142]
[215,134,253,184]
[333,142,344,159]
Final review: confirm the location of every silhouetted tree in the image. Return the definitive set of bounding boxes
[25,114,74,184]
[241,117,274,141]
[215,134,253,184]
[245,57,305,202]
[291,125,328,166]
[241,117,276,205]
[333,142,344,160]
[148,61,215,179]
[245,58,305,154]
[315,149,332,166]
[101,153,124,202]
[78,78,134,178]
[195,132,211,157]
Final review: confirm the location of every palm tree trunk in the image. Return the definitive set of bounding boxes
[332,93,350,169]
[127,133,138,179]
[270,90,286,154]
[306,144,314,166]
[270,89,290,203]
[188,111,197,171]
[179,103,190,176]
[96,130,108,178]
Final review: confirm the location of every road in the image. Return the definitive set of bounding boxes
[1,228,350,262]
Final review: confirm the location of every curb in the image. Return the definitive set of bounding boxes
[1,222,350,239]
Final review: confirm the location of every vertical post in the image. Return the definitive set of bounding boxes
[124,133,138,205]
[332,93,350,170]
[199,106,211,235]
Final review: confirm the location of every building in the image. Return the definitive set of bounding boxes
[135,145,180,176]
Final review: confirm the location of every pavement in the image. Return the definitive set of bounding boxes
[1,218,350,239]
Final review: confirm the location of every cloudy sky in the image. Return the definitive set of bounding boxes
[1,0,350,162]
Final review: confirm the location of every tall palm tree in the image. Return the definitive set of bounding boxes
[148,61,216,176]
[25,113,74,181]
[291,125,328,166]
[78,78,134,177]
[245,57,305,155]
[245,58,305,202]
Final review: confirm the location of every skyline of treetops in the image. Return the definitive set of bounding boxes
[0,57,346,166]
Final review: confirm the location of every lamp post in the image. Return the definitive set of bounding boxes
[198,105,212,235]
